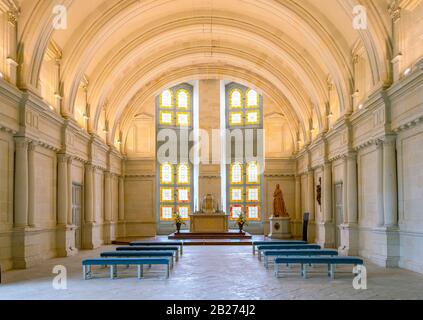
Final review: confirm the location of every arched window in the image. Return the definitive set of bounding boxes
[177,89,190,109]
[247,89,258,108]
[160,89,173,108]
[157,84,194,223]
[230,89,242,108]
[177,163,190,184]
[230,162,243,184]
[160,163,173,184]
[226,83,263,222]
[247,162,260,184]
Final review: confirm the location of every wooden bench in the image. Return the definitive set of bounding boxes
[256,244,321,260]
[116,246,180,261]
[82,258,171,280]
[262,249,339,269]
[274,256,364,279]
[252,240,307,255]
[100,251,175,268]
[130,241,184,255]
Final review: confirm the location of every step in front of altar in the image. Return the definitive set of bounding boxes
[168,230,252,240]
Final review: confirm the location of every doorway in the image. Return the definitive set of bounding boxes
[72,184,83,249]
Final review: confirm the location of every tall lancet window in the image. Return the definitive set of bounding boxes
[157,84,194,222]
[226,83,263,222]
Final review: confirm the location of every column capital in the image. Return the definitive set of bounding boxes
[389,1,401,22]
[57,153,70,163]
[382,134,397,146]
[14,137,31,148]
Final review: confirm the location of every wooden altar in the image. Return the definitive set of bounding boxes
[189,213,230,233]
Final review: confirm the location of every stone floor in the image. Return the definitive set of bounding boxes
[1,245,423,300]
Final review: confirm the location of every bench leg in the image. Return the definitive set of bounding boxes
[330,264,336,279]
[264,256,268,269]
[110,266,114,280]
[175,253,179,262]
[170,258,174,269]
[301,264,308,279]
[166,264,170,279]
[83,266,86,280]
[258,251,262,261]
[137,265,142,279]
[180,243,184,255]
[253,246,256,255]
[274,263,279,278]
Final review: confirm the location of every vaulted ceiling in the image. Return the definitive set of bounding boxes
[16,0,393,147]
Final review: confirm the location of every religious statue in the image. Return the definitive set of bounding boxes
[273,184,289,217]
[200,194,218,213]
[316,177,322,208]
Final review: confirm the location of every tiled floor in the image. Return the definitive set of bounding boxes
[1,245,423,300]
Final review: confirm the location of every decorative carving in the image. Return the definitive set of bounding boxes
[316,177,322,208]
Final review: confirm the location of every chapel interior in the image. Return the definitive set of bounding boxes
[1,0,423,299]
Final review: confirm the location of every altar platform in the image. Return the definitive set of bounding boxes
[168,229,252,240]
[113,233,259,246]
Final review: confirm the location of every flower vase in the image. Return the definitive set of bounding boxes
[176,223,181,234]
[238,222,244,233]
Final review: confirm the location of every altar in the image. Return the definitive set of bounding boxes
[190,213,229,233]
[189,194,229,233]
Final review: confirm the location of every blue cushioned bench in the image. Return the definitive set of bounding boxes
[262,249,338,269]
[130,241,184,255]
[116,246,179,261]
[252,240,307,255]
[100,251,175,268]
[274,256,364,279]
[256,244,321,260]
[82,258,171,280]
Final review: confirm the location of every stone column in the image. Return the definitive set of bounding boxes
[323,162,332,223]
[307,170,315,220]
[376,141,384,226]
[294,175,301,236]
[57,154,68,225]
[346,153,358,224]
[118,176,125,221]
[104,172,112,222]
[27,142,36,227]
[84,165,94,223]
[67,157,73,225]
[14,138,29,227]
[339,152,359,255]
[383,136,398,227]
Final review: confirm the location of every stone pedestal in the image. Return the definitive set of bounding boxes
[269,216,292,239]
[56,224,78,257]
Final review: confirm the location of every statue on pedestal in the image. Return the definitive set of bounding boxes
[273,184,289,218]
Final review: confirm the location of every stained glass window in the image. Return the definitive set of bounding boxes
[160,111,173,125]
[160,89,173,108]
[247,162,260,184]
[230,205,243,219]
[230,89,242,108]
[177,89,190,109]
[160,206,173,220]
[177,206,190,220]
[176,112,190,126]
[230,163,243,184]
[246,110,260,125]
[157,85,194,222]
[247,89,258,108]
[160,163,173,184]
[177,164,190,184]
[230,187,243,202]
[226,83,263,222]
[247,206,260,220]
[229,112,243,126]
[177,188,190,203]
[246,187,260,202]
[161,187,174,202]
